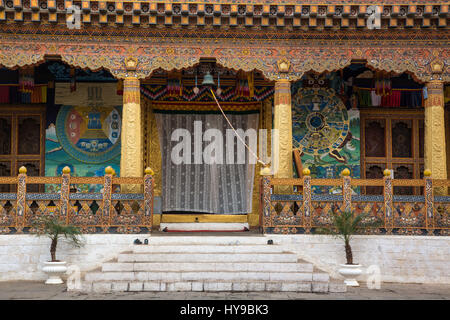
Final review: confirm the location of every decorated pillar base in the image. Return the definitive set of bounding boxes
[120,77,143,193]
[424,80,447,195]
[273,79,293,194]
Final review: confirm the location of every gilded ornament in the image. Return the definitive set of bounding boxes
[277,58,290,73]
[125,56,138,71]
[260,165,272,176]
[105,166,114,175]
[62,166,71,174]
[431,60,444,75]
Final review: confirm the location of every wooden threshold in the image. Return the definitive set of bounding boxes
[161,214,248,223]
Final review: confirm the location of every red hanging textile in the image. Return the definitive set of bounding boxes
[70,67,76,92]
[0,86,9,103]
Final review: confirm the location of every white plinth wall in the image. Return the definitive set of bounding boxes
[0,234,448,284]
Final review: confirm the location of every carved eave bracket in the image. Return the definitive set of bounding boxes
[0,41,448,83]
[366,50,448,83]
[0,52,44,69]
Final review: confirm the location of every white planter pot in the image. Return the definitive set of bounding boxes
[338,264,362,287]
[42,261,67,284]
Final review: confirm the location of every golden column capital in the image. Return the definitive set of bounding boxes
[124,76,139,82]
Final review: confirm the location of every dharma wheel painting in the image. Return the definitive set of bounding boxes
[292,88,360,193]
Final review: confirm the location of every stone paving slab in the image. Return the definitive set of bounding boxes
[0,281,449,300]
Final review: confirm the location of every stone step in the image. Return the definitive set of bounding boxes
[77,236,346,294]
[159,223,249,232]
[117,252,299,263]
[132,236,271,246]
[80,280,333,293]
[328,281,348,293]
[132,244,288,254]
[85,271,328,282]
[102,261,314,273]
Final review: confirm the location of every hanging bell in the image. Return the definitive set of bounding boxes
[216,72,222,95]
[202,71,215,86]
[193,73,199,94]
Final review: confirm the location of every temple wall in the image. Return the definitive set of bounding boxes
[0,234,448,284]
[0,235,138,281]
[270,235,450,284]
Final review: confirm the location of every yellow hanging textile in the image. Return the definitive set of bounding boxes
[41,85,47,103]
[116,79,123,95]
[445,86,450,104]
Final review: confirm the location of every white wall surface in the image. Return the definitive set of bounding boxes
[268,234,450,284]
[0,234,448,284]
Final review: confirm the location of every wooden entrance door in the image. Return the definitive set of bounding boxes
[361,109,424,195]
[0,105,46,192]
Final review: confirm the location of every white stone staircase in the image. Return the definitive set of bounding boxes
[74,236,346,293]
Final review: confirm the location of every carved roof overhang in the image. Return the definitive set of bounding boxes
[0,2,448,83]
[0,1,448,29]
[0,27,448,83]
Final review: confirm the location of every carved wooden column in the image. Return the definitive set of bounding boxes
[273,79,293,193]
[424,78,447,195]
[60,166,71,223]
[16,166,27,233]
[120,76,143,192]
[102,166,113,233]
[383,169,393,234]
[302,168,312,233]
[423,169,434,233]
[341,168,352,213]
[144,167,154,232]
[259,166,272,233]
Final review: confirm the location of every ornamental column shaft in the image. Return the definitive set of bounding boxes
[273,79,293,193]
[424,80,447,195]
[120,77,142,191]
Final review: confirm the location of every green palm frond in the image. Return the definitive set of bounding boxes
[31,215,84,248]
[315,209,382,240]
[314,208,382,264]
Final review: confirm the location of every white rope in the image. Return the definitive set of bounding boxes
[210,88,267,166]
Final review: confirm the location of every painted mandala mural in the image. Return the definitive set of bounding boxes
[45,82,123,192]
[56,106,121,164]
[292,87,360,194]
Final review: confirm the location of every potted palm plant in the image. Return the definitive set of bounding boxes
[316,209,381,286]
[32,215,84,284]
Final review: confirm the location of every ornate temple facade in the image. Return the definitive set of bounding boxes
[0,1,449,235]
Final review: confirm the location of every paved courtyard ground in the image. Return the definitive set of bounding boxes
[0,281,449,300]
